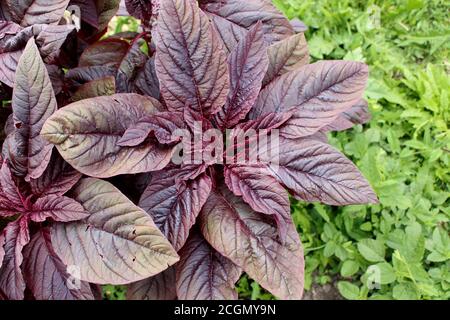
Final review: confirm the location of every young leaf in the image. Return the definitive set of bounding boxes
[176,231,242,300]
[214,21,268,129]
[153,0,229,116]
[6,0,70,27]
[118,112,185,147]
[22,228,95,300]
[0,218,30,300]
[250,61,369,138]
[224,165,291,239]
[263,33,309,87]
[200,189,305,300]
[30,195,88,222]
[51,178,179,284]
[200,0,294,52]
[127,267,177,300]
[41,94,175,178]
[139,169,212,251]
[7,37,57,181]
[260,137,378,205]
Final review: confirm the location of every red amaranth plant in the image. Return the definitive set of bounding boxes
[0,0,377,300]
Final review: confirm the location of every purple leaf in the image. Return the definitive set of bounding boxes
[69,0,99,28]
[71,76,116,101]
[200,188,304,300]
[134,57,160,100]
[41,94,175,178]
[176,231,242,300]
[139,168,212,251]
[127,267,177,300]
[263,33,309,87]
[153,0,229,116]
[260,137,378,205]
[0,161,24,208]
[30,195,88,222]
[118,112,185,147]
[251,61,369,138]
[65,65,117,86]
[0,21,23,87]
[51,178,179,284]
[29,152,81,197]
[7,38,56,181]
[214,21,268,129]
[22,228,95,300]
[78,38,130,67]
[321,99,372,132]
[116,40,147,93]
[0,218,30,300]
[125,0,154,24]
[6,0,70,27]
[200,0,294,52]
[224,165,291,239]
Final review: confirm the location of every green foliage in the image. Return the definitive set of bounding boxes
[260,0,449,300]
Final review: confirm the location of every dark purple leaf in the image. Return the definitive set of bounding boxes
[0,218,30,300]
[200,0,294,52]
[125,0,153,23]
[116,40,147,93]
[118,112,184,146]
[224,165,291,239]
[259,137,378,205]
[6,0,70,27]
[200,188,304,300]
[29,152,81,197]
[22,228,95,300]
[78,38,130,67]
[6,38,56,181]
[176,231,242,300]
[139,168,212,251]
[51,178,179,284]
[0,21,23,87]
[127,267,177,300]
[69,0,99,28]
[214,21,268,129]
[65,65,117,86]
[41,94,175,178]
[0,162,25,209]
[262,33,309,87]
[153,0,229,116]
[134,57,160,100]
[45,64,64,95]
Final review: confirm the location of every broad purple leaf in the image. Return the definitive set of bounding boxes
[139,169,212,251]
[78,38,130,67]
[6,0,70,26]
[22,228,95,300]
[262,33,309,87]
[29,152,81,197]
[0,161,24,208]
[30,195,88,222]
[46,64,64,95]
[200,0,294,52]
[214,22,268,129]
[71,76,116,102]
[0,218,30,300]
[322,99,371,132]
[95,0,121,31]
[251,61,369,138]
[69,0,99,28]
[51,178,179,284]
[116,40,147,93]
[153,0,229,116]
[127,267,177,300]
[41,94,175,178]
[260,137,378,205]
[200,189,304,300]
[118,112,184,147]
[34,24,77,65]
[176,231,242,300]
[230,112,292,136]
[134,57,160,100]
[7,38,56,181]
[224,165,291,239]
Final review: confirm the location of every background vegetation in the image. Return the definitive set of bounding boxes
[106,0,449,300]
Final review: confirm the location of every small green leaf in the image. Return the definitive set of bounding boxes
[337,281,360,300]
[341,260,359,277]
[392,283,419,300]
[357,239,385,262]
